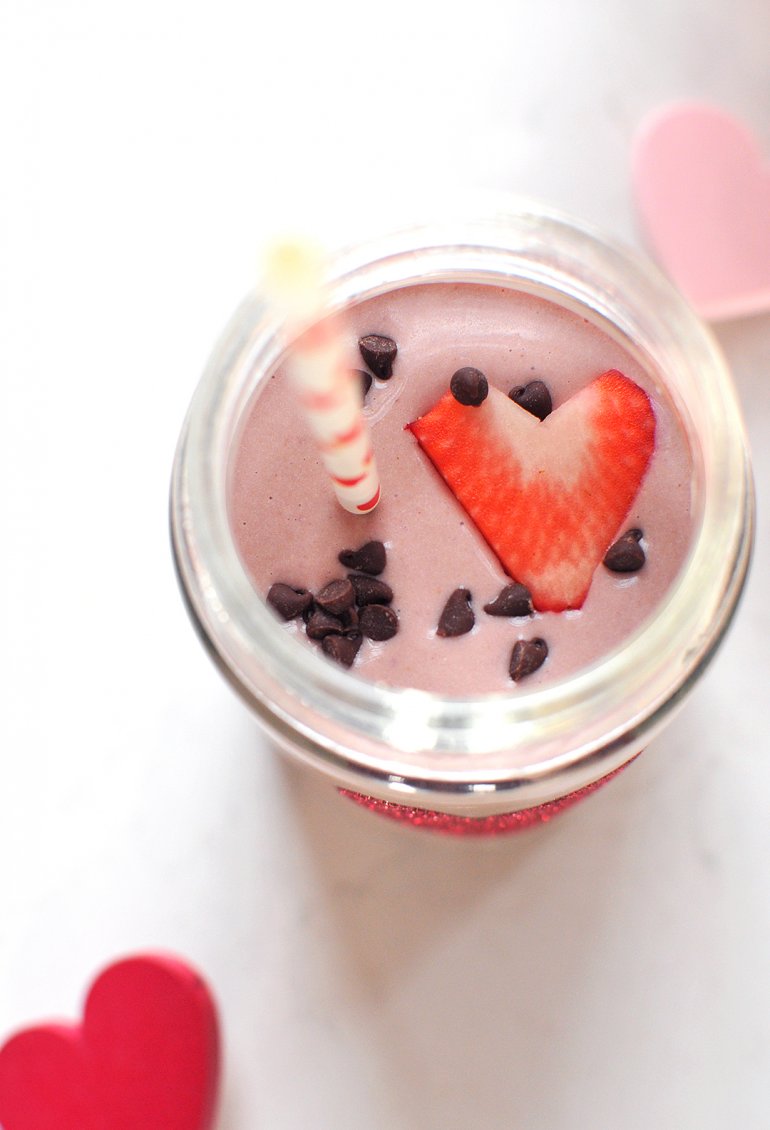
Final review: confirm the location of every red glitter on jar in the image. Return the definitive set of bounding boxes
[340,762,630,835]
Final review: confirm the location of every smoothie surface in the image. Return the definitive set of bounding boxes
[228,283,693,694]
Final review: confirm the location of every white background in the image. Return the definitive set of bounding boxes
[1,2,769,1127]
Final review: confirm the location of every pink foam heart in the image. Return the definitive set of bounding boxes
[0,954,220,1130]
[633,103,770,320]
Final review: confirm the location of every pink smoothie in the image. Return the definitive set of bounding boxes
[228,283,693,695]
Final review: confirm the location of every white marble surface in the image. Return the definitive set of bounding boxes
[1,2,768,1127]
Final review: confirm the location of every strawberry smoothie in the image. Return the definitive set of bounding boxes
[228,282,693,696]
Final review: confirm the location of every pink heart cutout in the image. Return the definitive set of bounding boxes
[0,954,220,1130]
[633,102,770,320]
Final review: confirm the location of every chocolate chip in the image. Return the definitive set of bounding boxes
[450,367,489,406]
[604,528,646,573]
[436,588,474,637]
[508,380,552,420]
[509,638,548,682]
[353,368,373,400]
[342,606,359,631]
[359,334,397,379]
[305,608,345,640]
[483,583,533,618]
[315,578,356,615]
[359,603,399,641]
[322,632,363,667]
[266,583,314,620]
[347,573,393,606]
[338,540,387,575]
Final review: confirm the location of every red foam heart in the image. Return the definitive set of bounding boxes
[633,102,770,320]
[0,954,220,1130]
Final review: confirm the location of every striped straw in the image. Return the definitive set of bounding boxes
[264,241,381,514]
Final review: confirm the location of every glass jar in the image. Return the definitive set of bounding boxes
[170,199,753,829]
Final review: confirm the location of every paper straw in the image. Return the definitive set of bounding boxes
[264,241,381,515]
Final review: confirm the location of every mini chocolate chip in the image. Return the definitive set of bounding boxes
[359,334,397,379]
[347,573,394,606]
[450,367,489,406]
[266,583,314,620]
[509,638,548,682]
[360,604,399,641]
[437,588,474,637]
[305,608,345,640]
[483,583,533,618]
[342,606,360,631]
[315,578,356,615]
[604,528,646,573]
[352,368,373,400]
[508,380,552,420]
[338,540,387,575]
[322,632,363,667]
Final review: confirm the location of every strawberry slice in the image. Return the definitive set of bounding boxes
[407,369,656,612]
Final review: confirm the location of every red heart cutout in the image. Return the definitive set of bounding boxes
[633,102,770,320]
[0,955,220,1130]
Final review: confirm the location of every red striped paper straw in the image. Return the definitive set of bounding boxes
[265,242,381,514]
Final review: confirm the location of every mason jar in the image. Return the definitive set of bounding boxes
[170,199,753,834]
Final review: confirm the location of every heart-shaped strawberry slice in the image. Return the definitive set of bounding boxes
[0,954,219,1130]
[408,370,656,612]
